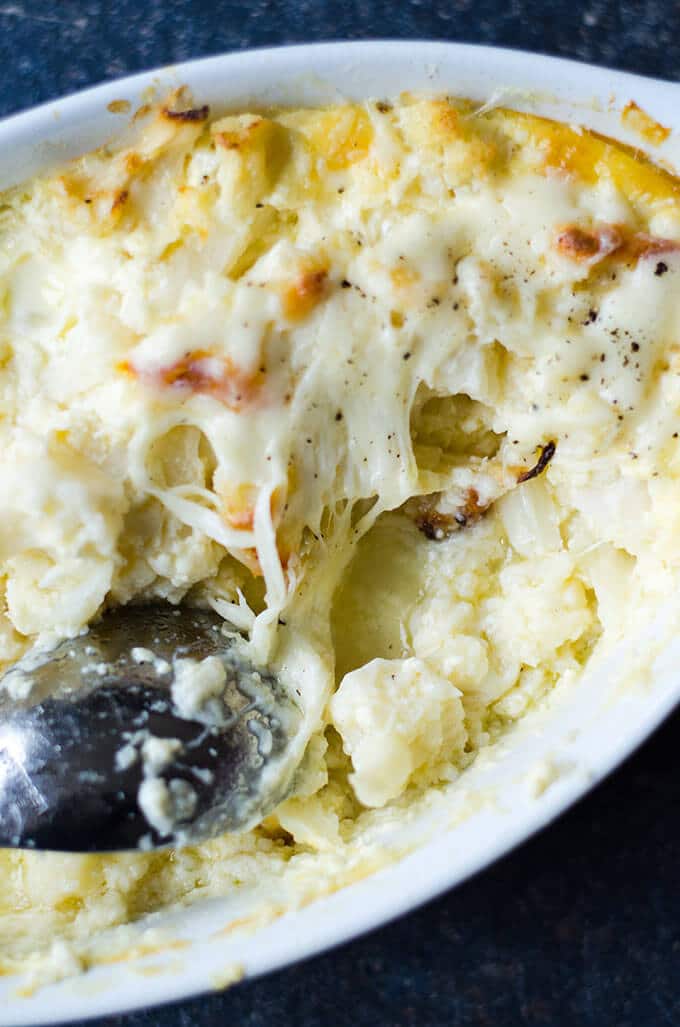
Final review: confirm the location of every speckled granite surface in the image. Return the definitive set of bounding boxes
[0,0,677,113]
[1,2,679,1025]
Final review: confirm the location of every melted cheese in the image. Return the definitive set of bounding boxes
[0,91,679,979]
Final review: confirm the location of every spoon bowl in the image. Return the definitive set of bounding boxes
[0,605,301,852]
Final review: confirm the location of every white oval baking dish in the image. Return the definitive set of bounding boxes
[1,40,679,1027]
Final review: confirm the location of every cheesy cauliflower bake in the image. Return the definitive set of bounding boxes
[0,88,679,977]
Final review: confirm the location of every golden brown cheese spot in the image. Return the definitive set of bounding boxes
[124,152,146,176]
[56,173,131,229]
[119,88,214,163]
[110,188,129,214]
[214,116,266,151]
[56,173,84,203]
[158,238,184,262]
[390,264,420,290]
[162,105,210,123]
[280,266,328,320]
[304,107,373,171]
[222,483,258,530]
[270,483,287,525]
[555,223,679,266]
[401,99,498,180]
[212,114,291,196]
[430,99,461,136]
[405,488,489,541]
[621,101,671,146]
[121,351,266,411]
[496,109,680,210]
[221,482,286,535]
[133,102,153,122]
[272,468,299,559]
[107,99,131,115]
[539,132,597,183]
[623,233,680,260]
[160,87,210,123]
[555,224,623,262]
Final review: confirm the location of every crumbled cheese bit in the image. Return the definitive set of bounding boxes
[138,777,198,836]
[131,647,171,674]
[171,655,227,719]
[81,661,110,676]
[141,736,183,775]
[115,742,138,772]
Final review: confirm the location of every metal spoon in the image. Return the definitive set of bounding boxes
[0,604,302,853]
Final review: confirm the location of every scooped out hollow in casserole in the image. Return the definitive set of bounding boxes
[0,88,679,978]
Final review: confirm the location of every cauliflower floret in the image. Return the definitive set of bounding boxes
[483,552,591,671]
[330,657,467,808]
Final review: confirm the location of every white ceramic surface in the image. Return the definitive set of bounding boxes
[1,40,679,1026]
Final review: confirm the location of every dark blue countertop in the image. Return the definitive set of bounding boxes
[2,3,679,1025]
